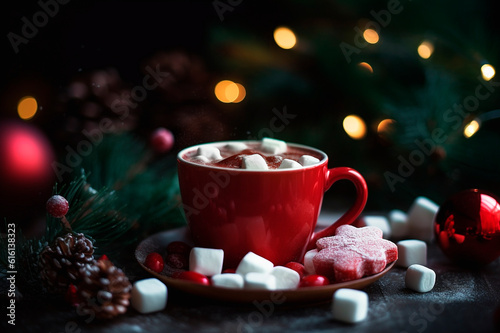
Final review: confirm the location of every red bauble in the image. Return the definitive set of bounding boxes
[0,121,55,220]
[150,127,174,153]
[434,189,500,266]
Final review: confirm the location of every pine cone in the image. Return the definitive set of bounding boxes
[77,259,131,319]
[39,233,94,293]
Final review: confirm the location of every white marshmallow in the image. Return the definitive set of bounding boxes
[236,252,274,276]
[389,209,409,239]
[244,272,276,290]
[331,288,369,324]
[361,215,391,239]
[224,142,248,152]
[298,155,320,166]
[189,247,224,276]
[303,249,318,275]
[190,155,210,163]
[196,146,222,161]
[278,159,302,169]
[261,138,287,154]
[211,273,244,289]
[407,197,439,241]
[130,278,167,314]
[397,239,427,267]
[270,266,300,290]
[405,264,436,293]
[242,154,268,170]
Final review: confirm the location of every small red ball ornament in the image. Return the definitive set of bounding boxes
[46,195,69,218]
[434,189,500,266]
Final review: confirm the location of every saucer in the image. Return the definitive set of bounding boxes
[135,227,395,304]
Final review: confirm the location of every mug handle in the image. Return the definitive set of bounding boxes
[306,167,368,250]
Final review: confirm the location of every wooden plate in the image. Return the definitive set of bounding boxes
[135,227,395,304]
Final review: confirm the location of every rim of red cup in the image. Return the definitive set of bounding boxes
[177,140,328,172]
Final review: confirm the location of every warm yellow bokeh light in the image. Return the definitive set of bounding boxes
[377,118,396,134]
[418,41,434,59]
[273,27,297,49]
[464,119,480,138]
[215,80,246,103]
[481,64,495,81]
[215,80,238,103]
[343,115,367,139]
[233,83,246,103]
[358,62,373,73]
[363,29,379,44]
[17,96,38,120]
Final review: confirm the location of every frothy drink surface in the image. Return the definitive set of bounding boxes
[183,142,323,169]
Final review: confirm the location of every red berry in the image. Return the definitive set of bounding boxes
[46,195,69,218]
[166,241,192,256]
[165,253,188,269]
[145,252,164,273]
[299,274,330,288]
[222,268,236,274]
[65,284,80,307]
[284,262,306,279]
[98,254,109,261]
[150,127,174,153]
[172,271,210,286]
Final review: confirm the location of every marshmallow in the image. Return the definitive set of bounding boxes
[196,146,222,161]
[244,272,276,290]
[407,197,439,241]
[331,288,368,324]
[303,249,318,275]
[278,159,302,169]
[211,273,244,289]
[189,247,224,276]
[360,216,391,239]
[261,138,287,154]
[405,264,436,293]
[242,154,268,170]
[236,252,274,276]
[224,142,248,152]
[299,155,320,166]
[190,155,210,164]
[130,278,167,314]
[396,239,427,267]
[270,266,300,290]
[389,209,408,239]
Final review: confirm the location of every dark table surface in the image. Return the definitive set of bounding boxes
[3,212,500,333]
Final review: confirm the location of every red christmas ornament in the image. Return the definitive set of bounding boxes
[434,189,500,266]
[144,252,165,273]
[150,127,174,153]
[46,195,69,218]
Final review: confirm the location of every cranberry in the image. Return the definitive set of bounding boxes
[299,274,330,287]
[284,262,306,279]
[150,127,174,153]
[165,253,188,269]
[144,252,164,273]
[222,268,236,274]
[46,195,69,218]
[172,271,210,286]
[166,241,192,256]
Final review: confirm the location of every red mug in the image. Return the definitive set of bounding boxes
[177,141,368,268]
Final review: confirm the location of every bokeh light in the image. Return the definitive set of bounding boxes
[481,64,495,81]
[17,96,38,120]
[343,115,367,139]
[273,27,297,49]
[358,62,373,73]
[363,29,379,44]
[464,119,480,138]
[377,118,396,134]
[418,41,434,59]
[215,80,246,103]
